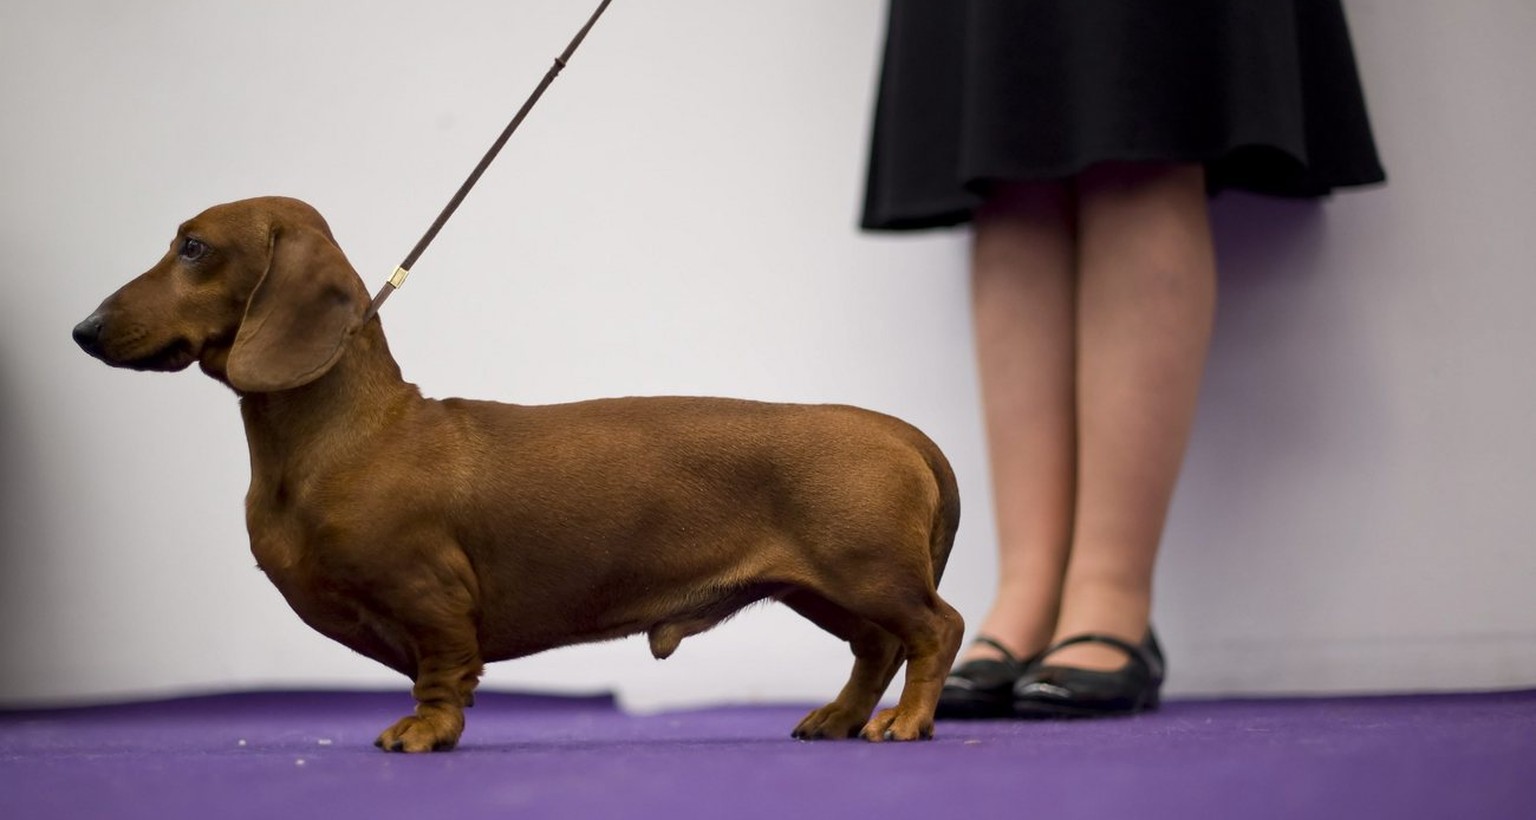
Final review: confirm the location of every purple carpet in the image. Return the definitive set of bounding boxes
[4,688,1533,820]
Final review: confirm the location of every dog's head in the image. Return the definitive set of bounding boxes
[73,196,371,393]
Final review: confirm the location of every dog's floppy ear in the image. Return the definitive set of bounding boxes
[226,224,369,393]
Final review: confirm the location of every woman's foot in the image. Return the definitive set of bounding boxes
[1012,631,1165,718]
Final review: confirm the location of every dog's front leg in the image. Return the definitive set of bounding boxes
[376,645,482,752]
[369,563,484,753]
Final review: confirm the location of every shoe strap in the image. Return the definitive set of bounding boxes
[1042,632,1163,679]
[969,635,1023,666]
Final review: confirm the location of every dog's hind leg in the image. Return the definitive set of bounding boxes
[854,590,964,741]
[783,590,905,740]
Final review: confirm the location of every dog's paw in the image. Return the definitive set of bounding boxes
[374,714,462,753]
[859,707,934,743]
[791,704,868,740]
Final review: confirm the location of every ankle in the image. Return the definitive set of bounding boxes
[963,616,1056,663]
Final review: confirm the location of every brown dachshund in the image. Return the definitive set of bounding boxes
[72,197,964,751]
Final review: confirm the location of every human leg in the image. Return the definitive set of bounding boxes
[962,180,1080,664]
[1044,161,1216,672]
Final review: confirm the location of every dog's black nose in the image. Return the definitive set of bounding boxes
[72,314,104,353]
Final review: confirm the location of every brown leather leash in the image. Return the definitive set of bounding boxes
[364,0,615,322]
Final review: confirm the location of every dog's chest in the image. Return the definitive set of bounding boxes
[249,523,409,668]
[250,524,301,575]
[249,524,324,615]
[244,469,332,584]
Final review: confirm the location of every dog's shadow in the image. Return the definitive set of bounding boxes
[469,736,793,754]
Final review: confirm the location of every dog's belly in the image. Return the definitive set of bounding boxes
[474,578,790,664]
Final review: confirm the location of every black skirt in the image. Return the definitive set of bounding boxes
[861,0,1387,231]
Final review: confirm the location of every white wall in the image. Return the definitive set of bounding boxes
[2,0,1532,711]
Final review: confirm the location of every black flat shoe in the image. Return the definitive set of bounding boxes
[1011,631,1165,719]
[936,636,1038,720]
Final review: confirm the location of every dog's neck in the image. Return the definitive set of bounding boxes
[238,319,419,469]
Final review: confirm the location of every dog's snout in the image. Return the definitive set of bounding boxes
[72,313,105,353]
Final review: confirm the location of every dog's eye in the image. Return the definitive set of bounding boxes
[179,238,209,262]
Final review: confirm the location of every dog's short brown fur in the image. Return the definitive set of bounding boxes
[73,197,965,750]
